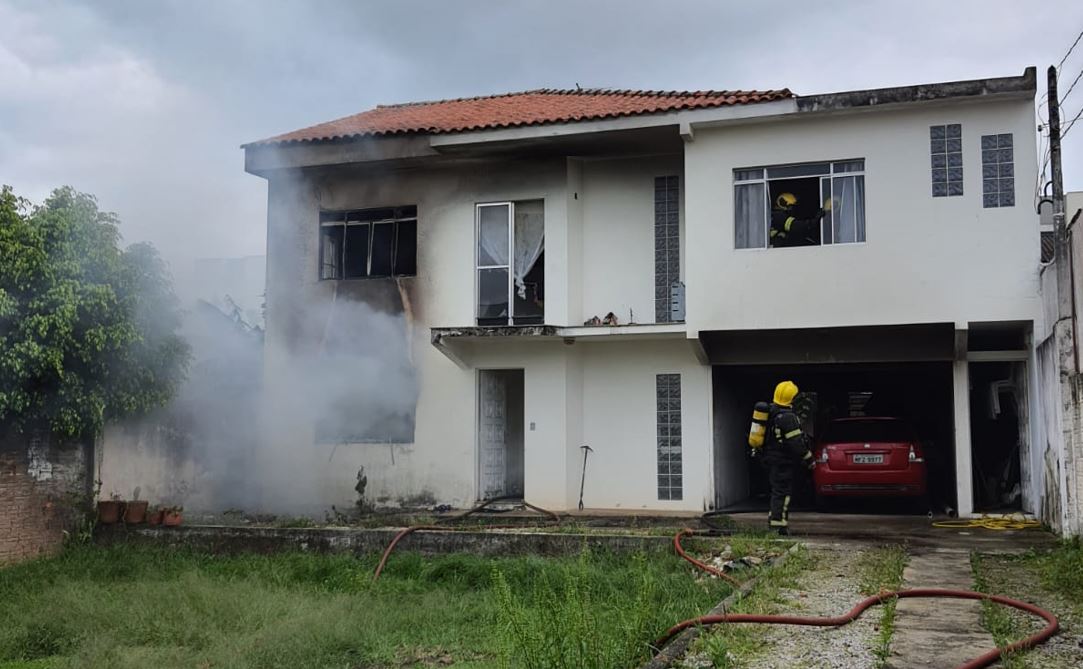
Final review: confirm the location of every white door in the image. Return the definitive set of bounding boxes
[479,371,508,499]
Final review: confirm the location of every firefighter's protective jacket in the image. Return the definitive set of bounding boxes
[763,404,813,467]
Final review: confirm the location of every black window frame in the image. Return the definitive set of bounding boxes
[318,205,418,280]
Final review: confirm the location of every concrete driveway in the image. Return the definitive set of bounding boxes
[726,511,1057,553]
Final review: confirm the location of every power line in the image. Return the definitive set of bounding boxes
[1058,28,1083,71]
[1062,104,1083,138]
[1060,66,1083,105]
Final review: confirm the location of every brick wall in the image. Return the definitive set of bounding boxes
[0,432,89,566]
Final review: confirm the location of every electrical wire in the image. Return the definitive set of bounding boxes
[1062,104,1083,139]
[1057,28,1083,72]
[1059,66,1083,106]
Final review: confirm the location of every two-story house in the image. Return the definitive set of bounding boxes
[244,68,1048,521]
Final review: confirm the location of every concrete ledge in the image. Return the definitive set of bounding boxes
[96,524,677,557]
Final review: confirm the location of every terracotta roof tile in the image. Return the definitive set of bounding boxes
[247,88,793,146]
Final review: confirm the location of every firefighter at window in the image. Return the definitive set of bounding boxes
[770,193,825,247]
[762,380,815,535]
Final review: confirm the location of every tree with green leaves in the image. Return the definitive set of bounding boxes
[0,185,189,439]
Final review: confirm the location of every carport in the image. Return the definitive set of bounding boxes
[701,323,1035,518]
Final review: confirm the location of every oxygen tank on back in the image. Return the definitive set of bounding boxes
[748,401,770,449]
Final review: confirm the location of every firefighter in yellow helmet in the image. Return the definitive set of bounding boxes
[762,381,815,535]
[770,193,827,248]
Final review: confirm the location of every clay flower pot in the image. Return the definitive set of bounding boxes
[123,501,149,524]
[97,500,123,525]
[162,509,183,527]
[147,509,164,526]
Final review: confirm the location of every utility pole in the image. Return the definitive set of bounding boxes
[1049,66,1074,348]
[1048,65,1074,376]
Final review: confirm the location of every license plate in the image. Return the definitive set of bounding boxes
[852,453,884,464]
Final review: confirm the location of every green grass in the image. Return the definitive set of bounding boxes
[1029,537,1083,603]
[854,545,907,667]
[971,552,1026,669]
[970,538,1083,669]
[695,546,813,668]
[0,539,750,669]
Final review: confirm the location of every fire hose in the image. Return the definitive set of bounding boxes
[372,507,1059,668]
[664,527,1059,669]
[932,513,1043,531]
[371,496,559,581]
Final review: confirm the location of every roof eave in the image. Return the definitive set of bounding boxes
[243,134,439,178]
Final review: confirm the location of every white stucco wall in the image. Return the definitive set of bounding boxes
[271,335,712,513]
[260,155,701,512]
[580,156,683,325]
[262,162,573,511]
[576,339,710,511]
[684,98,1041,333]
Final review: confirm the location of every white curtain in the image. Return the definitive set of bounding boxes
[513,200,545,299]
[832,175,866,244]
[478,204,510,267]
[734,182,766,249]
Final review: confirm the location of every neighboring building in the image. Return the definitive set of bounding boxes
[244,68,1066,526]
[1036,189,1083,537]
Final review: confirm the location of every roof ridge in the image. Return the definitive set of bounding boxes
[373,87,784,109]
[375,89,554,109]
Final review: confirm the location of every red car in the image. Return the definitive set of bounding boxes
[813,417,927,506]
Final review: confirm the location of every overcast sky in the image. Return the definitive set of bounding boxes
[2,0,1083,270]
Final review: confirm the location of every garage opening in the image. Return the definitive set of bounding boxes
[477,369,525,500]
[712,362,956,515]
[968,361,1026,512]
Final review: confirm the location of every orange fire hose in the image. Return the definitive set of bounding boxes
[372,511,1060,668]
[371,497,560,581]
[663,527,1059,669]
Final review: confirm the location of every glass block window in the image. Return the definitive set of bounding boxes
[981,134,1015,208]
[656,373,683,501]
[930,124,963,197]
[654,176,680,323]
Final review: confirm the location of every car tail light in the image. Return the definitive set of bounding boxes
[909,445,924,464]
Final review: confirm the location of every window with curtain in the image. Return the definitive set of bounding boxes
[734,161,866,249]
[476,200,544,326]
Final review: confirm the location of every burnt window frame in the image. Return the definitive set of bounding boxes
[318,205,417,280]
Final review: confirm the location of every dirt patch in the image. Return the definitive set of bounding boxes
[680,547,883,669]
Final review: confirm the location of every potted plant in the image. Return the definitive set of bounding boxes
[162,506,184,527]
[147,505,164,526]
[123,487,148,524]
[97,493,124,525]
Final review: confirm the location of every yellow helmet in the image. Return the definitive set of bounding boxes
[775,192,797,209]
[773,380,799,407]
